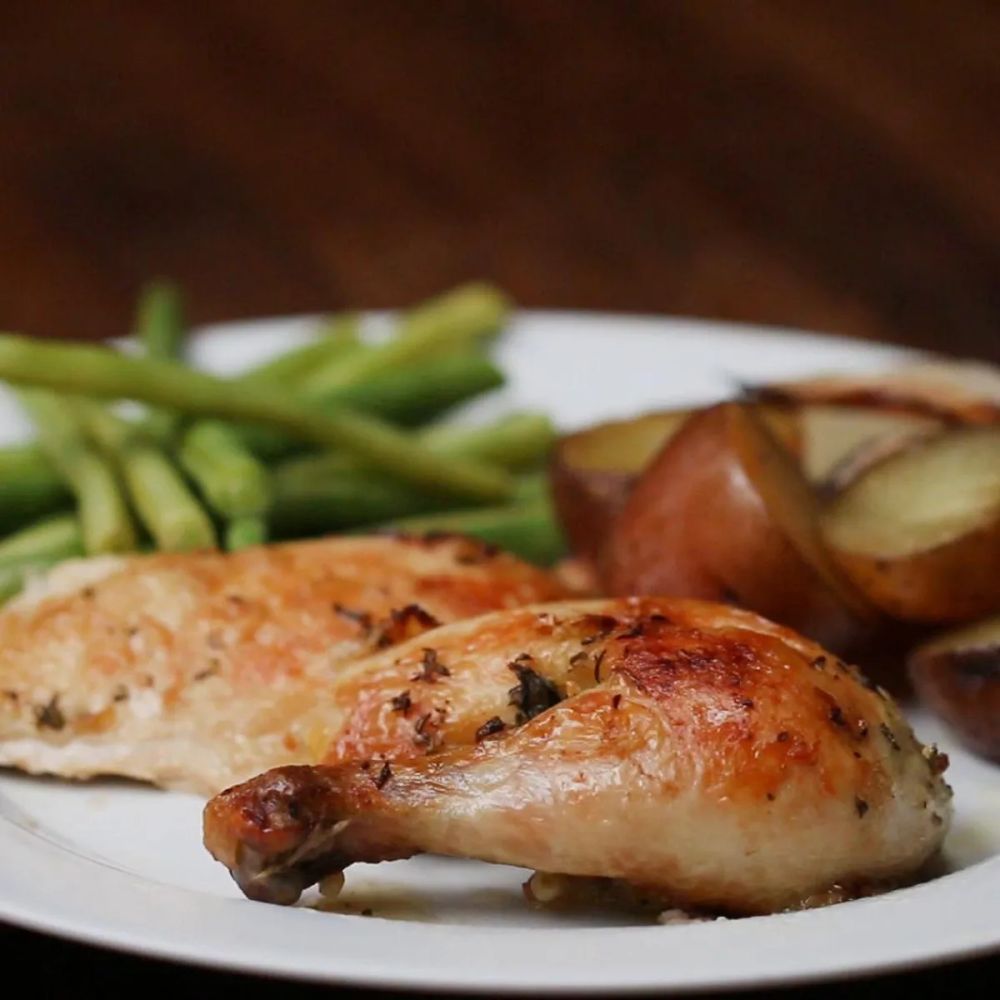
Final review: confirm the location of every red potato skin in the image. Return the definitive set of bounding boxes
[548,412,695,566]
[828,523,1000,625]
[549,461,635,566]
[550,408,800,569]
[605,403,871,653]
[909,645,1000,761]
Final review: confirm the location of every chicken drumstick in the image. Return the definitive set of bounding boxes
[205,598,951,915]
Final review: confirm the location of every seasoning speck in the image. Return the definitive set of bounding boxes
[508,663,561,724]
[411,648,450,683]
[390,690,412,713]
[475,716,506,742]
[34,695,65,731]
[333,603,373,634]
[194,662,220,681]
[880,723,901,751]
[592,649,606,683]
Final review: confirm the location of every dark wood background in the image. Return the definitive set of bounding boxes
[0,2,997,996]
[1,0,998,360]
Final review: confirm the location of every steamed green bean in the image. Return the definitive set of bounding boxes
[0,513,83,566]
[76,400,216,552]
[299,282,508,395]
[0,334,514,501]
[18,389,137,554]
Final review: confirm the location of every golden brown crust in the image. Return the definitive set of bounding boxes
[0,534,568,792]
[205,597,950,913]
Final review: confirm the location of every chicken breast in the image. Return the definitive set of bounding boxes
[0,534,567,793]
[204,597,952,915]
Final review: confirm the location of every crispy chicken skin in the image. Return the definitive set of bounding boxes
[204,598,952,915]
[0,534,566,793]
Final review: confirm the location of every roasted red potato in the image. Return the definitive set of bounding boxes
[758,360,1000,424]
[909,615,1000,761]
[551,407,799,566]
[822,427,1000,624]
[605,402,874,651]
[549,410,692,564]
[799,405,942,492]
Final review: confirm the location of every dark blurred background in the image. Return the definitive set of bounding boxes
[1,1,998,359]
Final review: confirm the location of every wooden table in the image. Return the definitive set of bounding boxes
[1,1,997,360]
[0,2,997,995]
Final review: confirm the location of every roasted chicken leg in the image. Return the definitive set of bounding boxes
[204,598,952,915]
[0,534,567,792]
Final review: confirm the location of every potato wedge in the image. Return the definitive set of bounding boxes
[822,427,1000,623]
[549,410,692,563]
[550,407,800,565]
[758,360,1000,424]
[605,402,874,650]
[800,405,942,490]
[909,615,1000,761]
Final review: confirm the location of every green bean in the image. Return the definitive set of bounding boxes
[120,443,217,551]
[380,496,566,566]
[135,281,186,440]
[17,389,137,554]
[271,460,549,541]
[178,421,271,517]
[274,412,555,486]
[299,283,509,395]
[224,515,268,551]
[76,400,216,552]
[237,351,505,459]
[270,468,433,537]
[419,412,555,470]
[239,315,361,385]
[0,444,70,530]
[267,414,550,535]
[136,281,186,360]
[330,351,504,425]
[179,420,272,548]
[267,413,551,537]
[0,334,513,501]
[0,514,83,566]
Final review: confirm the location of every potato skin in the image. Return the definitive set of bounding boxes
[549,411,691,565]
[549,460,636,566]
[829,523,1000,624]
[909,641,1000,761]
[758,361,1000,425]
[605,403,871,652]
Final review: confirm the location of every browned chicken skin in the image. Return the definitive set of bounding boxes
[0,534,567,792]
[204,598,952,914]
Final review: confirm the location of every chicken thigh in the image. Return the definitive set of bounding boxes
[204,597,952,915]
[0,534,566,793]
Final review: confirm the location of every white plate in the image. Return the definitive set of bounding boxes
[1,312,998,993]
